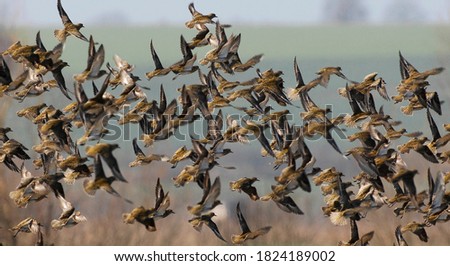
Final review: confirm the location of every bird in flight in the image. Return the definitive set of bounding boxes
[54,0,89,42]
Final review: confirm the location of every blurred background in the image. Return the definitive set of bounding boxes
[1,0,450,245]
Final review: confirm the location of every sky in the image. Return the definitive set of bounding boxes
[1,0,450,27]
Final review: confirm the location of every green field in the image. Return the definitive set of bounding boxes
[10,24,450,145]
[15,24,448,61]
[11,24,450,120]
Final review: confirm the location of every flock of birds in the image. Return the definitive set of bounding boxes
[1,1,450,246]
